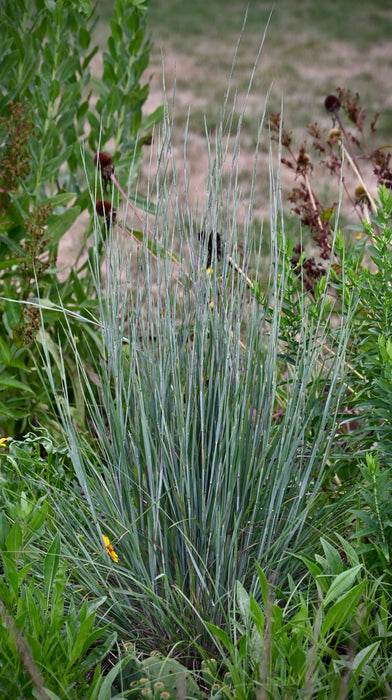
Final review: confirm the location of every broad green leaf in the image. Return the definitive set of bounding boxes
[320,537,343,574]
[0,514,11,549]
[293,553,323,581]
[110,20,123,42]
[44,532,61,599]
[49,78,60,102]
[96,655,130,700]
[351,641,381,672]
[289,645,306,674]
[29,502,49,536]
[45,206,81,247]
[140,105,164,133]
[41,147,73,181]
[255,563,270,610]
[41,192,76,208]
[236,579,251,626]
[107,35,117,61]
[205,621,231,650]
[0,401,28,419]
[1,554,19,600]
[249,594,265,636]
[79,26,90,50]
[322,582,366,635]
[335,534,360,567]
[0,375,35,393]
[68,612,96,665]
[323,565,362,606]
[6,520,22,558]
[0,257,22,271]
[0,337,13,365]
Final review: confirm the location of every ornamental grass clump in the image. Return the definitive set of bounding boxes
[40,55,355,658]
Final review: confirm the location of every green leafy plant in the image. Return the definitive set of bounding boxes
[0,0,162,437]
[0,440,128,699]
[351,452,392,577]
[203,537,392,699]
[266,94,392,552]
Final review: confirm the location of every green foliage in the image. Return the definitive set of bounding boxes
[272,99,392,577]
[336,188,392,461]
[0,432,135,699]
[203,538,392,698]
[91,0,162,159]
[279,186,392,582]
[351,452,392,577]
[0,0,161,437]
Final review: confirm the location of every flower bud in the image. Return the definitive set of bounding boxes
[324,94,341,114]
[354,185,371,212]
[328,128,341,141]
[94,151,114,190]
[296,151,311,169]
[95,199,116,226]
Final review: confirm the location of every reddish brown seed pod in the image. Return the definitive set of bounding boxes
[324,94,341,114]
[95,199,116,226]
[94,151,114,190]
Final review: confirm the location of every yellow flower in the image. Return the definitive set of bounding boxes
[355,232,362,240]
[103,534,119,563]
[200,267,214,277]
[0,437,10,447]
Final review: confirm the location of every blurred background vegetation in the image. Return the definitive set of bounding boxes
[94,0,392,248]
[96,0,392,134]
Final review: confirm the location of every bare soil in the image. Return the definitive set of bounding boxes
[58,29,392,275]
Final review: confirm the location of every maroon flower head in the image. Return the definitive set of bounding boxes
[95,199,116,226]
[94,151,114,191]
[324,94,341,114]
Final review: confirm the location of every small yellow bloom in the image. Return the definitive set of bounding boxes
[200,267,214,277]
[103,534,119,563]
[355,232,362,240]
[0,437,10,447]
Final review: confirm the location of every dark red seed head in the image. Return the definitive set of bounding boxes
[324,94,341,114]
[95,199,116,226]
[94,151,114,172]
[94,151,114,191]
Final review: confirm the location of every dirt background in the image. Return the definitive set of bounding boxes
[59,9,392,274]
